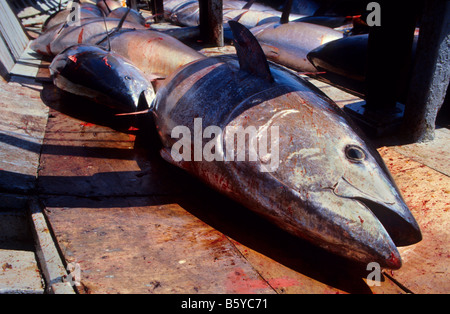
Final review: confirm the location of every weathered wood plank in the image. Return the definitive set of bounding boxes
[378,147,450,294]
[10,43,42,78]
[0,0,29,61]
[42,195,275,294]
[0,79,48,194]
[0,249,44,294]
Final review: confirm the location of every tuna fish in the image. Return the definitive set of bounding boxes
[307,34,418,99]
[164,0,200,26]
[42,3,104,31]
[308,34,372,83]
[97,29,205,79]
[151,21,421,268]
[30,17,146,57]
[50,44,154,112]
[250,21,343,72]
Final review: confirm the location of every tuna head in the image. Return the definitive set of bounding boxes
[223,83,422,269]
[50,45,154,112]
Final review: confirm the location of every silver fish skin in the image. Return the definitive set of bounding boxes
[223,8,284,28]
[164,0,304,27]
[308,34,370,82]
[50,44,154,112]
[107,7,146,26]
[97,0,123,14]
[100,29,205,79]
[307,34,419,100]
[222,0,306,19]
[42,3,104,31]
[165,0,199,26]
[152,22,421,269]
[250,21,343,72]
[30,18,146,57]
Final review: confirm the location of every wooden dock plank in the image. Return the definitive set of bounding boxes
[36,87,417,293]
[0,79,48,194]
[378,147,450,294]
[10,44,42,78]
[42,195,276,294]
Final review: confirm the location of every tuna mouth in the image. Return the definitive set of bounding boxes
[331,177,422,247]
[355,197,422,247]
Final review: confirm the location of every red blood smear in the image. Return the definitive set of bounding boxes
[68,55,78,63]
[102,56,112,68]
[77,28,84,44]
[80,122,95,127]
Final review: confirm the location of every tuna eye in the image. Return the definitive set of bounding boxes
[345,145,365,162]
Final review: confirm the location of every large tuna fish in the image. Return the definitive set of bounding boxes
[307,34,418,99]
[42,3,104,31]
[30,17,146,57]
[307,34,368,97]
[98,29,205,79]
[151,21,421,268]
[50,44,154,112]
[250,21,343,72]
[164,0,200,26]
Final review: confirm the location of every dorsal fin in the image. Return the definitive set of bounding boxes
[242,0,256,10]
[228,21,274,82]
[280,0,293,24]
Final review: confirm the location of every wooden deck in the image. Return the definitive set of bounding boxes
[0,2,448,293]
[2,54,448,293]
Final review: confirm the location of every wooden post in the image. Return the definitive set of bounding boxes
[199,0,224,47]
[151,0,164,22]
[343,0,420,137]
[129,0,138,11]
[402,0,450,142]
